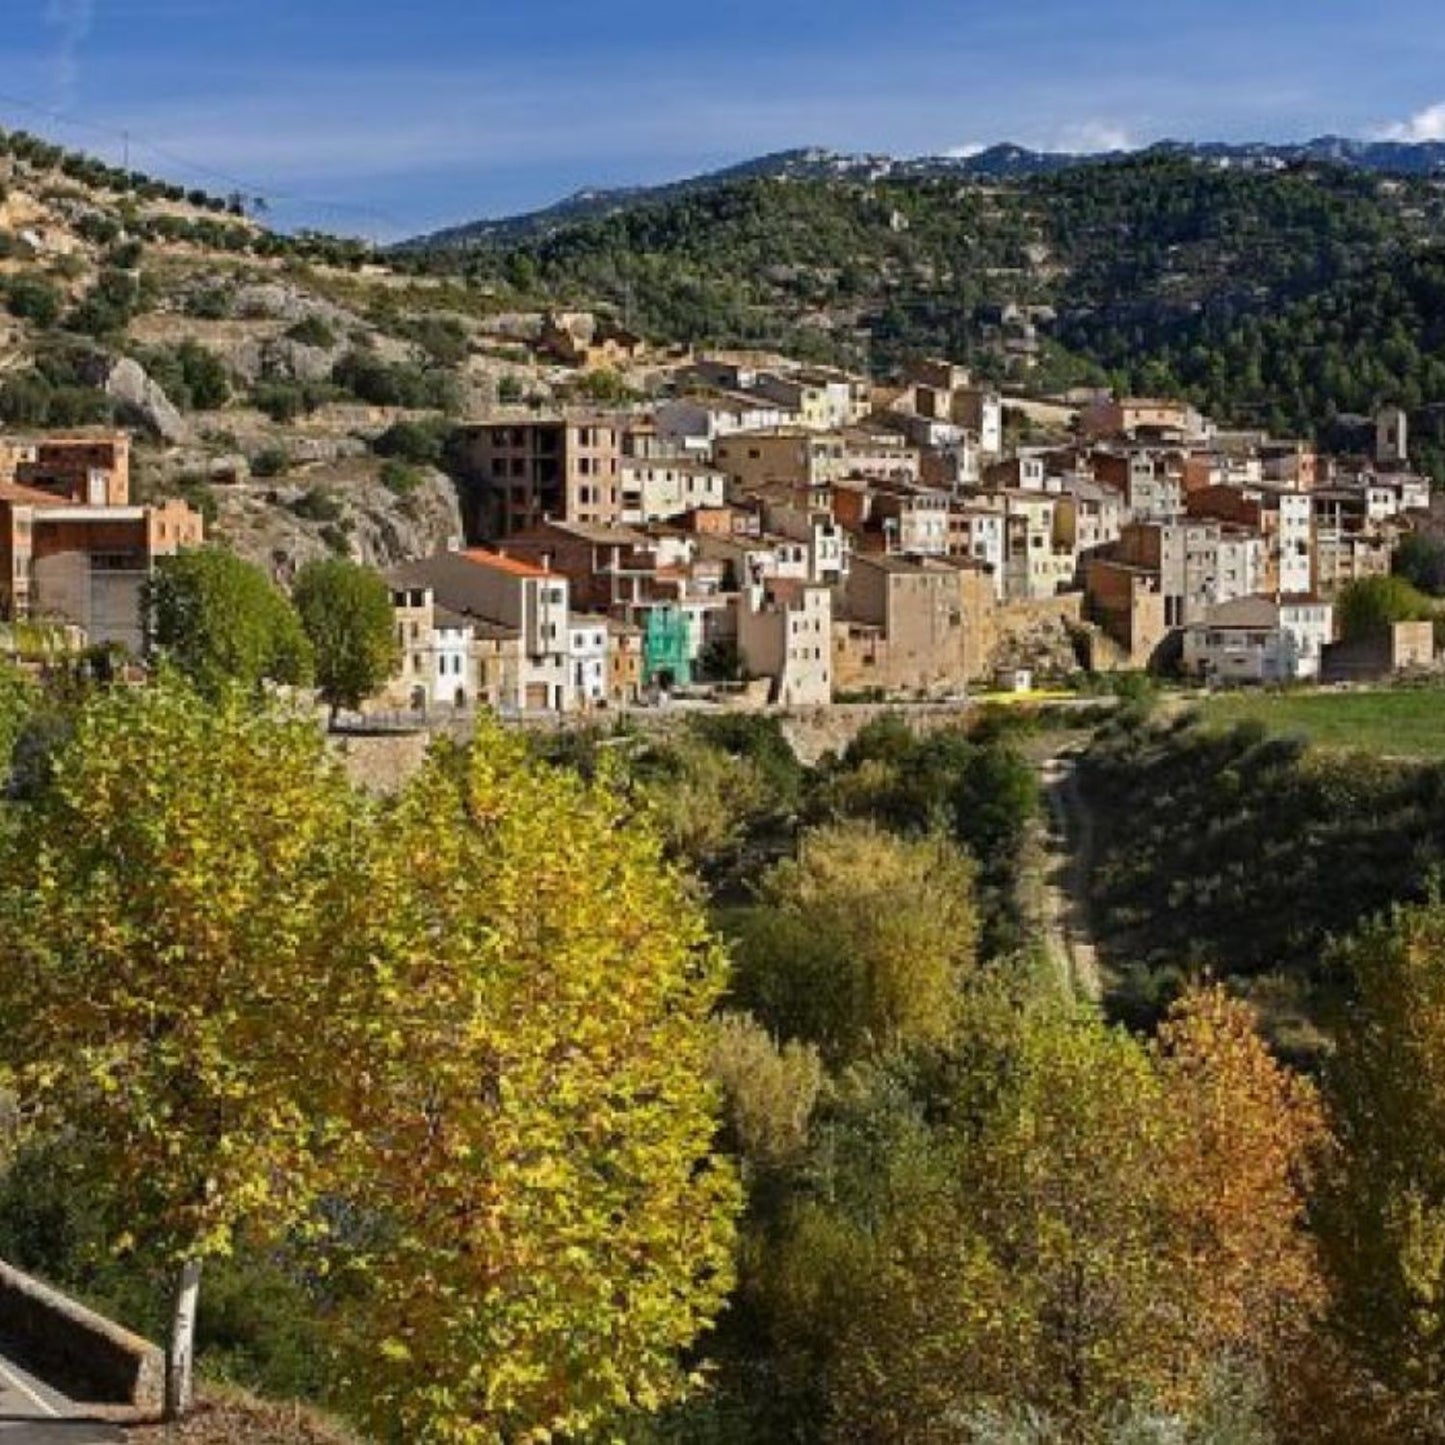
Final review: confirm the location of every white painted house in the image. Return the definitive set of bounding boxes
[568,615,610,708]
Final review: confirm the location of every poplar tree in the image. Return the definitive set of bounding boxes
[0,681,359,1418]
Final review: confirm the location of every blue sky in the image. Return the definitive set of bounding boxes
[3,0,1445,241]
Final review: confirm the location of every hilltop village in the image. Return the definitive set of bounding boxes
[0,345,1434,713]
[384,342,1435,714]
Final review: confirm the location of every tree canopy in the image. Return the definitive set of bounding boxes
[292,557,399,719]
[0,682,358,1412]
[145,547,314,696]
[0,690,739,1440]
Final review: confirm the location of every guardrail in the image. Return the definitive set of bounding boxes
[0,1257,163,1411]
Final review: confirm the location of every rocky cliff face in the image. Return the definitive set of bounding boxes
[211,463,465,583]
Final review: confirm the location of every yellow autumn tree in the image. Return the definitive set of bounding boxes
[330,723,740,1444]
[0,679,360,1418]
[824,988,1326,1441]
[1152,985,1327,1389]
[732,821,980,1066]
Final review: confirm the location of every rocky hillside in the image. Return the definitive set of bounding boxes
[0,128,608,578]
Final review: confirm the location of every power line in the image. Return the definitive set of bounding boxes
[0,87,411,240]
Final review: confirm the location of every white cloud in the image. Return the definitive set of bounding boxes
[942,142,985,159]
[1375,101,1445,142]
[1048,120,1134,154]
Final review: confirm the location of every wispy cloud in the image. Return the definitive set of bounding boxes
[44,0,95,111]
[1048,120,1134,153]
[1374,101,1445,142]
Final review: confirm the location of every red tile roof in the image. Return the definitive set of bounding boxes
[461,548,551,580]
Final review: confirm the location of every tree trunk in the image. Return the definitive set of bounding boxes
[165,1257,203,1421]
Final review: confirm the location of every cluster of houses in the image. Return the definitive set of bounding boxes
[0,359,1430,717]
[380,355,1437,714]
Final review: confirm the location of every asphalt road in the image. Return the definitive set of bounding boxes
[0,1352,120,1443]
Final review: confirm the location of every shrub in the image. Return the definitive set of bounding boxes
[4,276,62,327]
[290,487,344,524]
[250,381,329,424]
[285,315,338,349]
[371,417,450,465]
[332,350,460,412]
[379,460,424,497]
[184,286,234,320]
[250,447,291,479]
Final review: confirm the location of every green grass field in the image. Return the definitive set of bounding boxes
[1194,686,1445,758]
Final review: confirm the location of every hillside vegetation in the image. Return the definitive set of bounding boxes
[1078,706,1445,1054]
[417,156,1445,474]
[0,128,559,577]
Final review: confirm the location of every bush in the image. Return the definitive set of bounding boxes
[251,381,328,423]
[5,276,62,327]
[285,315,338,349]
[134,341,231,412]
[571,367,638,404]
[0,372,111,427]
[250,446,290,479]
[106,239,144,270]
[371,417,450,465]
[290,487,344,523]
[332,350,460,412]
[176,340,230,409]
[184,286,234,320]
[0,230,35,261]
[399,314,469,367]
[379,460,424,496]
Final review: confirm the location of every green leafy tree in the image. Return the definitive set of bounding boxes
[0,659,38,773]
[709,1013,825,1177]
[823,989,1325,1442]
[175,340,230,410]
[0,682,361,1418]
[145,546,313,696]
[1318,900,1445,1436]
[292,557,399,722]
[1393,532,1445,597]
[1337,573,1435,641]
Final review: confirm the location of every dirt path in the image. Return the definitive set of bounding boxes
[1036,749,1103,1004]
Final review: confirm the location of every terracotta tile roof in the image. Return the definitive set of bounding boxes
[461,548,552,580]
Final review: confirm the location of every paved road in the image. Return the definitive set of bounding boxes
[0,1352,120,1443]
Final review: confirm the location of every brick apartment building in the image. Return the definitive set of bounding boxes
[461,417,625,538]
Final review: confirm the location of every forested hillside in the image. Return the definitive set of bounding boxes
[416,156,1445,471]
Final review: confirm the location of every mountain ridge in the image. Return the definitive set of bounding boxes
[401,136,1445,250]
